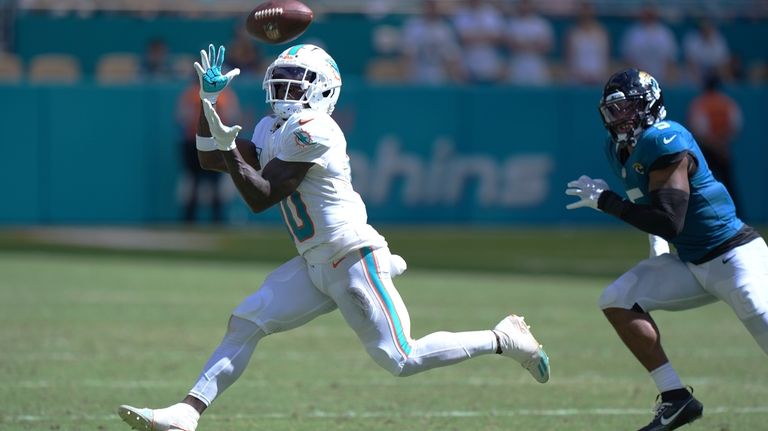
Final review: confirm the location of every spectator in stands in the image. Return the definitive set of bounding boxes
[728,51,748,82]
[747,59,768,84]
[402,0,465,84]
[451,0,505,83]
[141,37,173,79]
[504,0,554,85]
[687,72,743,213]
[620,5,678,84]
[683,18,731,85]
[176,75,241,223]
[227,26,263,79]
[564,1,609,85]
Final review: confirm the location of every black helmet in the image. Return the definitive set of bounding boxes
[598,68,666,148]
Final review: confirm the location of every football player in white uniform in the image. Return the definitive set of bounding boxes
[117,44,550,431]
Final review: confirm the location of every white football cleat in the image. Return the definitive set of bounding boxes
[493,315,550,383]
[117,404,199,431]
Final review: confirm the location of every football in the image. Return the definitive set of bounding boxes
[245,0,313,45]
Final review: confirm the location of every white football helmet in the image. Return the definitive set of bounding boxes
[263,44,342,119]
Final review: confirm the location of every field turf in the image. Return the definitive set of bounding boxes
[0,227,766,430]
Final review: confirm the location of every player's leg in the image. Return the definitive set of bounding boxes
[191,255,336,405]
[118,316,262,431]
[118,256,336,431]
[696,237,768,354]
[600,253,714,430]
[314,247,548,382]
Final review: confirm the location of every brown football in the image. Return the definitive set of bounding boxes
[245,0,313,45]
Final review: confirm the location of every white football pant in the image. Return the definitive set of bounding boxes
[599,237,768,354]
[189,246,497,405]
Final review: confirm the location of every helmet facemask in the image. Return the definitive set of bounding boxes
[263,44,343,120]
[599,84,666,149]
[265,66,317,119]
[599,94,647,148]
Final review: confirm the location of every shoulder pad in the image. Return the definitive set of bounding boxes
[282,111,338,149]
[640,121,689,153]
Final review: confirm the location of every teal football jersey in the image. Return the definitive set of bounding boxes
[604,120,742,262]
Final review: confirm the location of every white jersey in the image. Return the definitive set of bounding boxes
[250,110,386,264]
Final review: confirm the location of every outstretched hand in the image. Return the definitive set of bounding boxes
[194,44,240,103]
[565,175,610,210]
[202,99,242,151]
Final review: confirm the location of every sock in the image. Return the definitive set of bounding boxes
[650,362,684,395]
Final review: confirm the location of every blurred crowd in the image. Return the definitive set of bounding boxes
[2,0,766,87]
[369,0,766,87]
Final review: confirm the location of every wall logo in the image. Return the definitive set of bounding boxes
[349,137,554,207]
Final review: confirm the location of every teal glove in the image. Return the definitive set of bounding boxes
[193,44,240,103]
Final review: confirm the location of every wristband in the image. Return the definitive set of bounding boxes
[195,135,218,152]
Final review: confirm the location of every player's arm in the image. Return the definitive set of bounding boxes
[597,153,691,239]
[192,44,258,172]
[196,101,259,173]
[202,99,312,213]
[221,154,312,213]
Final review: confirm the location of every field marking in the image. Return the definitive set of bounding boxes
[8,406,768,423]
[18,227,218,251]
[12,375,765,390]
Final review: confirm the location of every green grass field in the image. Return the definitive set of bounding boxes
[1,227,766,431]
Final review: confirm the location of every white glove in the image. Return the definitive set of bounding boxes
[193,44,240,104]
[202,99,241,151]
[565,175,610,210]
[648,234,670,257]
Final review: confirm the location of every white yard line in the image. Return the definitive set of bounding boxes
[19,227,218,251]
[13,375,763,389]
[8,406,768,423]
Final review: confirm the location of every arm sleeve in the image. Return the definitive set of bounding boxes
[598,188,689,240]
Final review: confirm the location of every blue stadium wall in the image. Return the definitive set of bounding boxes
[1,82,766,226]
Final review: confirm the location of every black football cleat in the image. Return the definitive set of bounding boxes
[637,391,703,431]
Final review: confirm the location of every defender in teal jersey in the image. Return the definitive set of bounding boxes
[566,69,768,431]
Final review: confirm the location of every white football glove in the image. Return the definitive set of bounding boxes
[565,175,610,210]
[193,44,240,104]
[202,99,241,151]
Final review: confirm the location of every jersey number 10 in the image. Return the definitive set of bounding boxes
[280,191,315,242]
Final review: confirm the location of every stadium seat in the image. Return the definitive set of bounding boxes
[365,58,405,83]
[28,53,81,83]
[96,53,140,83]
[0,53,23,82]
